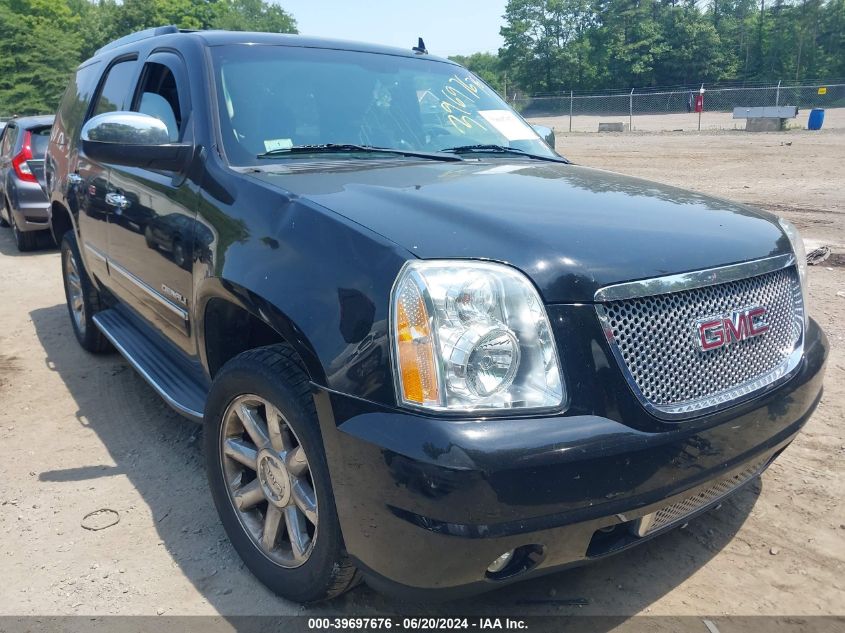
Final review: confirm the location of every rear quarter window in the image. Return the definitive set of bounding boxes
[91,59,138,116]
[54,61,102,146]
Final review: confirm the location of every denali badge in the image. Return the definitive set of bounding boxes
[695,306,769,352]
[161,284,188,306]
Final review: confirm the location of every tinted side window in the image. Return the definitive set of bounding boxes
[134,62,183,142]
[92,59,138,116]
[54,61,102,146]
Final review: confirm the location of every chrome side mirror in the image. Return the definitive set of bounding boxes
[531,124,556,150]
[82,111,172,145]
[80,111,192,171]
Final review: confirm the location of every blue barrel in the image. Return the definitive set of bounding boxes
[808,108,825,130]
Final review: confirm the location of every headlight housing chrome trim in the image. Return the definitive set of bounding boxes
[390,259,566,415]
[778,217,809,330]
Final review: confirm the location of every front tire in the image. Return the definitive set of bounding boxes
[204,345,360,603]
[61,231,112,353]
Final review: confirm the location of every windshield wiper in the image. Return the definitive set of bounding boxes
[257,143,462,162]
[441,144,569,163]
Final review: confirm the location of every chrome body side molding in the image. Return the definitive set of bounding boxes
[84,242,108,263]
[109,259,189,322]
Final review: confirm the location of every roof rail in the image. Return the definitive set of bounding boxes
[94,25,179,57]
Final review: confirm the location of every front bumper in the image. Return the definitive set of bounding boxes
[312,318,828,599]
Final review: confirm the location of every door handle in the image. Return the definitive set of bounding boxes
[67,173,83,185]
[105,192,130,210]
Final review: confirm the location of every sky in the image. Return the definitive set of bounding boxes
[273,0,508,57]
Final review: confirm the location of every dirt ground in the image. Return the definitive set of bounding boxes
[0,127,843,619]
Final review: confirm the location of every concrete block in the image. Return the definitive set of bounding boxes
[746,117,785,132]
[598,122,625,132]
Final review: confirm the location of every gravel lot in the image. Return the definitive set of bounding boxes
[0,127,842,618]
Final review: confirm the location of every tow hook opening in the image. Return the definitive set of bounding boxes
[484,544,545,581]
[586,520,641,558]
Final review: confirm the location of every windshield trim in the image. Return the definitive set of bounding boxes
[206,41,461,68]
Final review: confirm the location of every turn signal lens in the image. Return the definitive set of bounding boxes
[394,275,440,406]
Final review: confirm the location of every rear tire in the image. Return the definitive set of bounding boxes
[61,230,112,353]
[8,204,37,251]
[204,344,360,603]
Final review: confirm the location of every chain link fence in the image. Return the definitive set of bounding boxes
[515,81,845,133]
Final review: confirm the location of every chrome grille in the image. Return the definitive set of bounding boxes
[597,262,804,419]
[635,459,767,536]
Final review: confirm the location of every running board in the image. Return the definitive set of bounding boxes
[93,309,207,422]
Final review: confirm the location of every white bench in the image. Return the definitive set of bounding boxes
[733,106,798,132]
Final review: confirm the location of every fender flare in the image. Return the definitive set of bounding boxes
[194,276,327,386]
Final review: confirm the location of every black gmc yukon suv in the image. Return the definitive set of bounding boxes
[46,26,828,603]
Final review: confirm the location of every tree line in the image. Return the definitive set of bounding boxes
[451,0,845,97]
[2,0,843,116]
[0,0,297,116]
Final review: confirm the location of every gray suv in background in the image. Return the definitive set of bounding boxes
[0,115,54,251]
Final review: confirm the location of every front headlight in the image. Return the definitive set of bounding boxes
[390,260,564,413]
[778,218,809,322]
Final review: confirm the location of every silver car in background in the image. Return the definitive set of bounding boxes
[0,115,54,251]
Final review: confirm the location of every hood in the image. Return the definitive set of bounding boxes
[248,159,791,303]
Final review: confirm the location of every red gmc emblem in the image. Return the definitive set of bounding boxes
[695,306,769,352]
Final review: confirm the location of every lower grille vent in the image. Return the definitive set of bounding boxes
[635,459,767,537]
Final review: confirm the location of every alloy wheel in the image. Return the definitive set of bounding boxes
[220,395,318,568]
[63,248,86,334]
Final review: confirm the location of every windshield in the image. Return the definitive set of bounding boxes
[210,45,555,165]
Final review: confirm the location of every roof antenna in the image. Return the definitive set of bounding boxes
[412,37,428,55]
